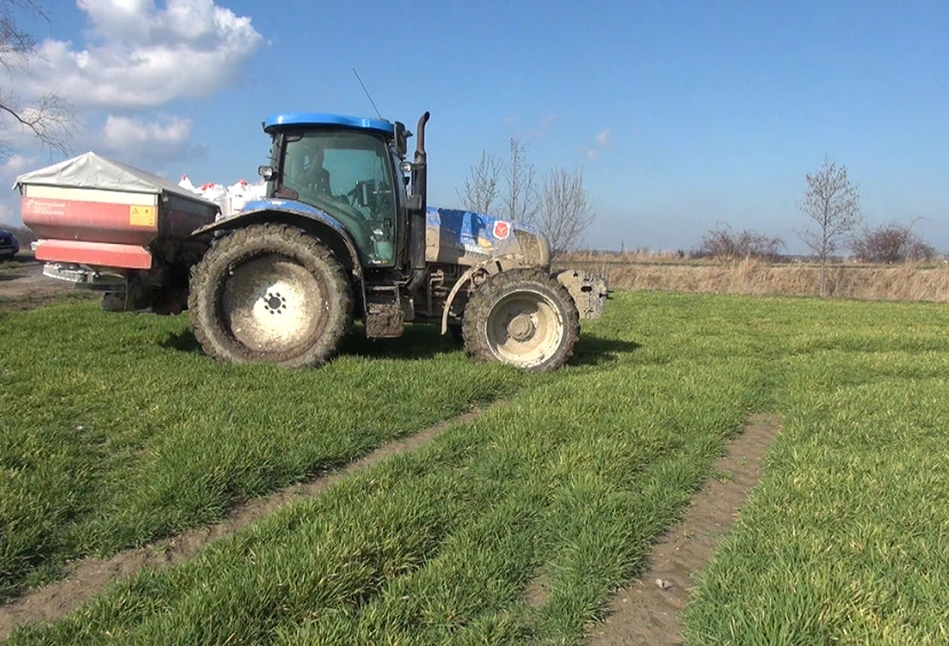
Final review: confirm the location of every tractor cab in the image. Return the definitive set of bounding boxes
[257,114,416,268]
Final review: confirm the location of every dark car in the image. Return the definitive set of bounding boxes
[0,229,20,259]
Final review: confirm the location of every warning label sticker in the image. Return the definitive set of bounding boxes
[129,205,157,227]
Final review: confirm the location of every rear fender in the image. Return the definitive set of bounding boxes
[192,200,363,281]
[191,200,366,314]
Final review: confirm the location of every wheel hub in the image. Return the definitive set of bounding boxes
[221,254,326,354]
[485,288,565,368]
[507,313,536,341]
[265,291,286,314]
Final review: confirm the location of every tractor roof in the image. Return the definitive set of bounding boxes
[263,113,395,135]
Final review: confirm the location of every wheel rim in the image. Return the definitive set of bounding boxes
[220,254,327,355]
[485,289,565,367]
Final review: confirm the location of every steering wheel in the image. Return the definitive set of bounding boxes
[346,180,376,209]
[345,184,360,207]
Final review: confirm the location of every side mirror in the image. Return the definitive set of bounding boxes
[258,165,275,181]
[393,122,411,157]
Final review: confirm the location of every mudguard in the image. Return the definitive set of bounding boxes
[438,253,536,334]
[191,198,367,277]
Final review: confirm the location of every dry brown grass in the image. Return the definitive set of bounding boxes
[558,253,949,302]
[564,249,696,265]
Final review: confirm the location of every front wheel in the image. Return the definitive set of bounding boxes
[462,268,580,372]
[188,223,352,368]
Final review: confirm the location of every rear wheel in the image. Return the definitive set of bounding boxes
[188,223,352,368]
[462,268,579,372]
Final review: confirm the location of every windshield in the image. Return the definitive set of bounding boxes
[279,130,396,265]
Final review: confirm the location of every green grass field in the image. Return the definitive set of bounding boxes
[681,301,949,645]
[3,291,948,644]
[0,304,538,600]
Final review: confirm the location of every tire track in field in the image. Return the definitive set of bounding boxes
[586,413,782,646]
[0,404,496,640]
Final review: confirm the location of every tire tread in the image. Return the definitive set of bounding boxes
[187,223,352,368]
[461,268,580,372]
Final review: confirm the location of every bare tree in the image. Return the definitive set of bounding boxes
[0,0,76,160]
[906,238,939,262]
[536,167,596,258]
[796,157,862,296]
[696,223,785,261]
[851,218,937,264]
[457,133,537,222]
[456,150,501,214]
[503,133,536,223]
[457,135,597,256]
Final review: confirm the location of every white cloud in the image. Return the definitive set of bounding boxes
[99,114,207,164]
[0,0,262,179]
[595,127,612,147]
[579,126,612,161]
[1,155,35,174]
[16,0,264,109]
[102,114,190,149]
[527,112,556,138]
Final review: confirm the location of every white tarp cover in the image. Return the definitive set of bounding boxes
[14,151,217,206]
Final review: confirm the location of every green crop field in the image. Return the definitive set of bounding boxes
[2,291,948,644]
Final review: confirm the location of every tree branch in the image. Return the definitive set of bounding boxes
[0,1,75,158]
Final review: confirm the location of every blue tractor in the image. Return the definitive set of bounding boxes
[185,111,608,372]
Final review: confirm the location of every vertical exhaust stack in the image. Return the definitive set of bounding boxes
[409,111,430,280]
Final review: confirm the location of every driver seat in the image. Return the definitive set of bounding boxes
[310,165,332,196]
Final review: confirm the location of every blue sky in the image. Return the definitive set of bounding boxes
[3,0,948,254]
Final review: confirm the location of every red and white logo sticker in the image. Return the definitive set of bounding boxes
[493,220,511,240]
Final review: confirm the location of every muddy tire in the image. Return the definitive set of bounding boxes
[462,268,580,372]
[188,223,352,368]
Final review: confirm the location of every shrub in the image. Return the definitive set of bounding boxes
[694,223,785,261]
[851,220,939,264]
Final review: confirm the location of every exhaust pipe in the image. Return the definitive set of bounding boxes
[407,111,430,291]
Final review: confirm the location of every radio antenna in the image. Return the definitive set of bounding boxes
[352,68,382,119]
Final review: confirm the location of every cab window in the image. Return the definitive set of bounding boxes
[281,130,397,265]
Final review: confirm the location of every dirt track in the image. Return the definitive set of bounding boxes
[0,406,494,640]
[0,409,780,642]
[588,414,781,645]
